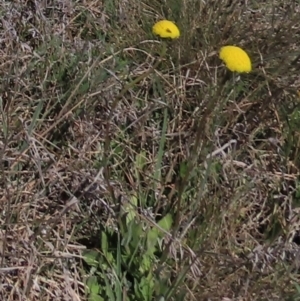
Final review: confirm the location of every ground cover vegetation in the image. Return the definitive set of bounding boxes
[1,0,300,300]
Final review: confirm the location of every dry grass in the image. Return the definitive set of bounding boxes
[1,0,300,300]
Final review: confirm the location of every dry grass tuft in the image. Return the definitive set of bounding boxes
[1,0,300,300]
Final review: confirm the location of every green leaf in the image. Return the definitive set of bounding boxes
[139,275,154,301]
[101,231,108,255]
[103,273,116,301]
[135,150,147,170]
[88,295,104,301]
[124,195,138,225]
[131,222,143,245]
[146,213,173,255]
[139,254,153,274]
[134,275,154,301]
[146,228,159,255]
[83,250,100,268]
[87,276,100,295]
[157,213,173,233]
[121,219,133,249]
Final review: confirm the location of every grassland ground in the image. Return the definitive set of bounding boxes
[1,1,300,300]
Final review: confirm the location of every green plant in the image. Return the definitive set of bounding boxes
[83,207,173,301]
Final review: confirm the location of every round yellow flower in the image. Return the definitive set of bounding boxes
[219,46,252,73]
[152,20,180,39]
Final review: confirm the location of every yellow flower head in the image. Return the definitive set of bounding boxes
[219,46,252,73]
[152,20,180,39]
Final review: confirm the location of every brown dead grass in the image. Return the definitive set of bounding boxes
[1,0,300,300]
